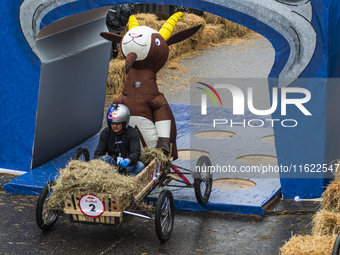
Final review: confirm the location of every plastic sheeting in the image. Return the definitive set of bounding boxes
[0,5,111,171]
[32,12,110,168]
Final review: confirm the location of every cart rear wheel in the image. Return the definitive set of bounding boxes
[155,189,174,242]
[36,181,58,231]
[72,147,90,161]
[194,155,212,204]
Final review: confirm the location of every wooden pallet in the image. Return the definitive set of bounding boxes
[63,192,130,224]
[134,158,161,201]
[62,158,161,224]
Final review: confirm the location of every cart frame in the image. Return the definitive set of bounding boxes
[36,147,212,242]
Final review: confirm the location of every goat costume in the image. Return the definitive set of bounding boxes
[101,12,201,160]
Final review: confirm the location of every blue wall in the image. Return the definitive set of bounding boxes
[0,0,41,171]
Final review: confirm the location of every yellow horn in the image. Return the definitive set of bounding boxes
[128,15,139,30]
[159,12,184,41]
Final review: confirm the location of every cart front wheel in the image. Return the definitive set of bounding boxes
[72,147,90,161]
[332,232,340,255]
[155,189,174,242]
[194,155,213,204]
[36,181,58,231]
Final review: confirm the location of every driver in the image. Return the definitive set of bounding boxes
[94,104,145,176]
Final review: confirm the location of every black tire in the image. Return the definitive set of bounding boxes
[155,189,174,242]
[332,233,340,255]
[194,155,213,204]
[36,181,58,231]
[72,147,90,161]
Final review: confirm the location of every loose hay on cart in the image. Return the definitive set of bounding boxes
[46,158,162,224]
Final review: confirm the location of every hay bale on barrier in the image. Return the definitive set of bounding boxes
[106,59,126,96]
[46,160,142,210]
[279,170,340,253]
[312,210,340,236]
[321,178,340,213]
[201,24,228,45]
[203,12,227,25]
[203,12,250,37]
[280,235,336,255]
[225,19,250,37]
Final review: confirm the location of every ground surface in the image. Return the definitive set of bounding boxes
[0,35,320,255]
[0,190,317,255]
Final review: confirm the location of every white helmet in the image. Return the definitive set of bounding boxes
[107,104,130,129]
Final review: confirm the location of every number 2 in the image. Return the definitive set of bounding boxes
[89,204,96,212]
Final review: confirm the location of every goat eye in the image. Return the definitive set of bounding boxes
[155,38,161,46]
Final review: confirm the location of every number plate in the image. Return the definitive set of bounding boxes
[79,194,105,218]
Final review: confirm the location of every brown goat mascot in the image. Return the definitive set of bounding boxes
[101,12,201,160]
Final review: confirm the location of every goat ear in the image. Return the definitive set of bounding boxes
[166,25,202,46]
[100,32,123,43]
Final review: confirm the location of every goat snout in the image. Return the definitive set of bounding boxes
[129,33,142,38]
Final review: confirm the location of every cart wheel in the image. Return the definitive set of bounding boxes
[155,189,174,242]
[332,233,340,255]
[194,155,213,204]
[72,147,90,161]
[36,181,58,231]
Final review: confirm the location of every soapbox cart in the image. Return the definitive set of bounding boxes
[36,147,212,242]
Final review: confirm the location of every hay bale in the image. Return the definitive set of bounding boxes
[225,19,250,37]
[128,13,160,29]
[106,59,126,96]
[203,12,227,25]
[312,210,340,236]
[321,178,340,212]
[280,170,340,253]
[203,12,250,37]
[280,235,337,255]
[201,24,227,45]
[332,160,340,179]
[46,160,142,209]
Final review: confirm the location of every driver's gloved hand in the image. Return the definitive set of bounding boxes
[119,158,130,168]
[161,147,170,156]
